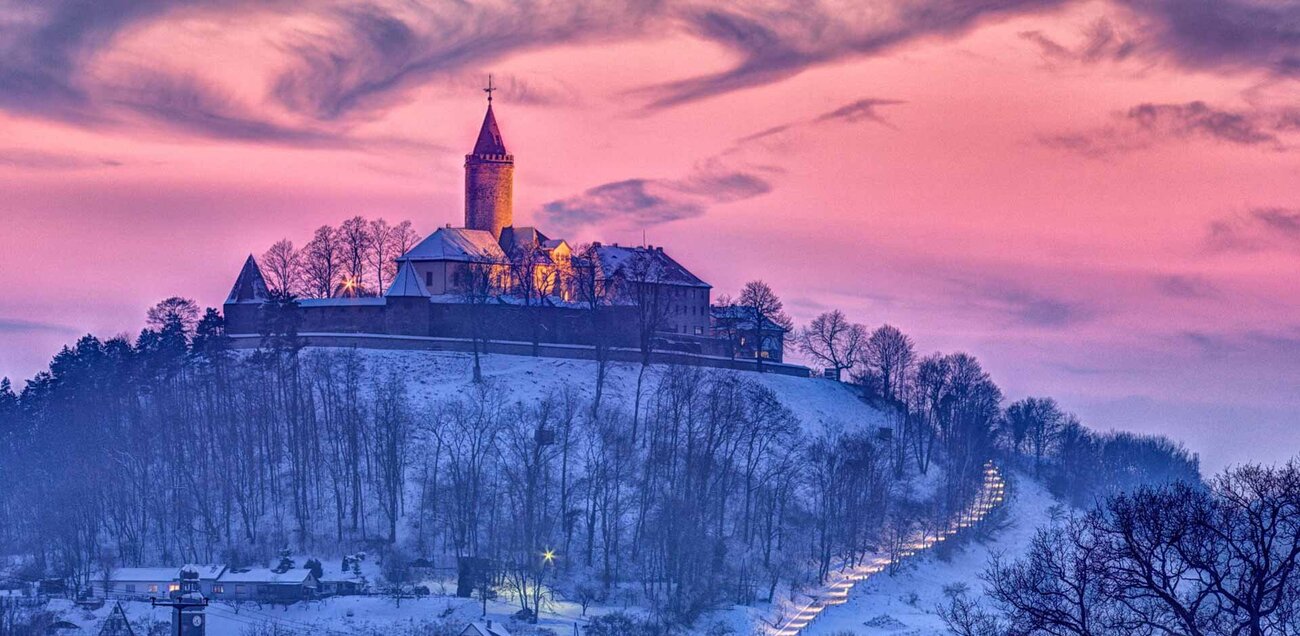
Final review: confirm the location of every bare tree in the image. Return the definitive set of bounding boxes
[390,220,421,256]
[339,216,374,296]
[985,513,1124,636]
[506,242,554,356]
[737,280,791,373]
[371,369,410,544]
[146,297,200,334]
[453,261,498,383]
[859,324,915,403]
[573,245,615,415]
[261,239,301,296]
[1002,397,1066,471]
[301,225,343,298]
[797,310,866,380]
[367,219,398,294]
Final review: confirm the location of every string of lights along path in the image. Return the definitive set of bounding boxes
[770,461,1007,636]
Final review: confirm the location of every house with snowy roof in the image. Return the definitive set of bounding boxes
[460,620,512,636]
[211,567,318,603]
[221,87,793,369]
[97,567,182,599]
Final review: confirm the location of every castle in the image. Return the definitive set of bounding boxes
[223,92,785,365]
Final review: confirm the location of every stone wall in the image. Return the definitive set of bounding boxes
[464,155,513,237]
[225,332,812,378]
[224,298,642,348]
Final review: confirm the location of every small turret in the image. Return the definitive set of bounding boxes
[226,255,270,303]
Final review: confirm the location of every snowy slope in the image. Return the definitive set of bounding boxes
[355,348,892,436]
[802,475,1058,636]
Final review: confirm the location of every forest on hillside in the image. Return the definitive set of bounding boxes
[0,298,1199,633]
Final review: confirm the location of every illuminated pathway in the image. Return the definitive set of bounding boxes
[769,461,1006,636]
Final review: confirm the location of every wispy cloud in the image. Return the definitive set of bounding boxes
[1041,101,1299,158]
[641,0,1070,109]
[538,165,772,233]
[1206,207,1300,253]
[0,148,121,170]
[1019,18,1139,67]
[945,275,1098,329]
[739,96,904,145]
[0,318,78,335]
[1154,274,1219,299]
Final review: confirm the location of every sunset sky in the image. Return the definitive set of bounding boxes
[2,0,1298,471]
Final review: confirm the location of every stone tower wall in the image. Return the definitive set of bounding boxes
[464,154,513,238]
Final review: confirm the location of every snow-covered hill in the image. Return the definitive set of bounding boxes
[802,475,1058,636]
[360,348,893,437]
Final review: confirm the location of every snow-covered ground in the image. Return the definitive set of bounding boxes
[50,591,612,635]
[801,474,1058,636]
[355,348,892,437]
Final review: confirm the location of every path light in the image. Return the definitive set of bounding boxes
[772,464,1006,636]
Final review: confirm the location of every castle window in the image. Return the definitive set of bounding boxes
[426,271,433,287]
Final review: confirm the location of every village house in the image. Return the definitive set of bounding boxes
[460,620,512,636]
[210,568,318,603]
[97,568,181,599]
[181,564,227,597]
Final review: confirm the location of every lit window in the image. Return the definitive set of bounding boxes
[148,584,158,593]
[213,585,224,594]
[168,583,180,592]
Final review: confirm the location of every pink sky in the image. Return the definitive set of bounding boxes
[2,0,1299,471]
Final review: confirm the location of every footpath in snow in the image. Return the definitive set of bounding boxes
[800,471,1056,636]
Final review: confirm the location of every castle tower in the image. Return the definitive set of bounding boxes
[464,78,513,238]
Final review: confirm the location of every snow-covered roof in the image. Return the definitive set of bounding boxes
[385,260,431,298]
[218,568,315,585]
[108,568,178,582]
[181,564,226,581]
[461,621,512,636]
[399,228,506,263]
[590,244,710,288]
[226,255,270,304]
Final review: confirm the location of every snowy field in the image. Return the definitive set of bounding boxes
[801,474,1058,636]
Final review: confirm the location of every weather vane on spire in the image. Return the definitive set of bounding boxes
[484,74,496,104]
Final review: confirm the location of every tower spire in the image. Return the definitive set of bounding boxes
[484,74,496,104]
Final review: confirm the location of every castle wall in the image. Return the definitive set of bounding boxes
[223,299,641,348]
